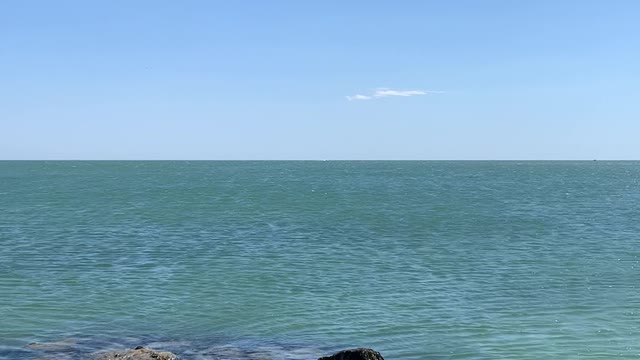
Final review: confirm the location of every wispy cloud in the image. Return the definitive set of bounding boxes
[374,89,426,97]
[346,88,443,101]
[346,94,372,101]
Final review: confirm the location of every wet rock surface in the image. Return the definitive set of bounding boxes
[10,335,330,359]
[94,346,177,360]
[318,348,385,360]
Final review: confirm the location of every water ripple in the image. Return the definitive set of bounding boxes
[1,161,639,359]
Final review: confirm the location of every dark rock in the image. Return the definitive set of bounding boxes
[94,346,177,360]
[319,348,384,360]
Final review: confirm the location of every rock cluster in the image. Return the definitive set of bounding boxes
[95,346,177,360]
[318,348,385,360]
[26,340,384,360]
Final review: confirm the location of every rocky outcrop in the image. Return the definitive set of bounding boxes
[318,348,384,360]
[95,346,177,360]
[26,339,381,360]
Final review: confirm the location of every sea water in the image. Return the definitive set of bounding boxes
[1,161,639,359]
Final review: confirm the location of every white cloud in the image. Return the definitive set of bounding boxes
[346,94,372,101]
[346,88,442,101]
[373,89,426,97]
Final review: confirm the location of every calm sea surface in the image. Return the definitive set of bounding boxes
[1,161,639,359]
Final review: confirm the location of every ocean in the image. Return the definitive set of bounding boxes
[1,161,639,359]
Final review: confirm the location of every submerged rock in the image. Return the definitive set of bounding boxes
[94,346,177,360]
[27,338,77,352]
[318,348,384,360]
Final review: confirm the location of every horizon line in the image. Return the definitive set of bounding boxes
[0,159,633,162]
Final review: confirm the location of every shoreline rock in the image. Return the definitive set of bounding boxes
[94,346,177,360]
[319,348,385,360]
[25,338,383,360]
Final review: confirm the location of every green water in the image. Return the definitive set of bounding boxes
[1,161,639,359]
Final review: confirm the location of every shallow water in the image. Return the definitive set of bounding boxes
[1,161,639,359]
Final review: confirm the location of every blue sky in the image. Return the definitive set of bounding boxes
[1,0,639,159]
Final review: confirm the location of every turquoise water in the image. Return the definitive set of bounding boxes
[1,161,639,359]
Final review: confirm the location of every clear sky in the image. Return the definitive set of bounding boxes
[1,0,639,160]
